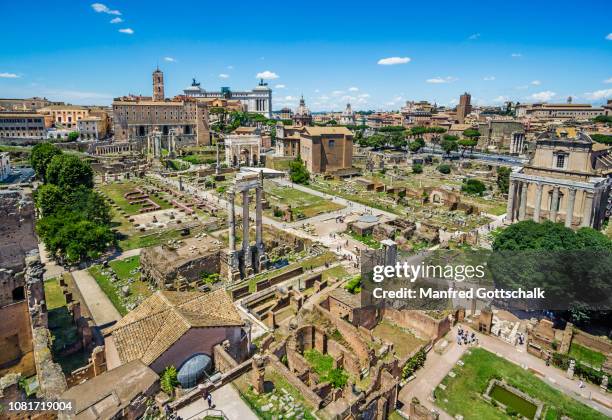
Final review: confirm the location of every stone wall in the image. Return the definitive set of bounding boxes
[382,308,450,341]
[313,304,372,367]
[32,327,67,399]
[213,342,239,373]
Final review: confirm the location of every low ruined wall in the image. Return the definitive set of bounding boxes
[256,267,304,291]
[573,330,612,355]
[269,356,323,409]
[314,304,371,367]
[32,328,67,399]
[382,308,450,341]
[214,343,239,373]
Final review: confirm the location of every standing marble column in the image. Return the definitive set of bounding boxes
[506,180,517,222]
[518,182,528,221]
[228,191,236,251]
[242,190,251,265]
[255,188,263,249]
[550,186,560,222]
[565,188,576,228]
[581,191,594,228]
[215,139,220,176]
[533,182,543,222]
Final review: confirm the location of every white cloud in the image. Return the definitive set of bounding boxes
[314,89,320,93]
[0,72,20,79]
[584,89,612,101]
[483,76,496,81]
[531,80,541,86]
[218,73,230,79]
[426,76,457,84]
[348,87,359,92]
[91,3,121,15]
[529,91,556,101]
[358,93,370,98]
[511,53,523,58]
[604,77,612,84]
[164,57,176,62]
[515,85,529,90]
[606,33,612,41]
[284,96,297,101]
[274,84,286,89]
[332,90,344,96]
[256,70,279,80]
[110,17,123,24]
[227,65,234,70]
[493,95,509,103]
[377,56,411,65]
[118,28,134,35]
[468,33,481,40]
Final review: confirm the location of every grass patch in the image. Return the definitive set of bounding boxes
[44,277,66,310]
[372,321,425,359]
[264,184,344,219]
[568,342,606,368]
[321,265,349,282]
[98,181,172,215]
[434,347,608,420]
[88,256,150,316]
[349,232,381,249]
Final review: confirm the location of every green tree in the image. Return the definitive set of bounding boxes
[437,164,451,174]
[160,366,179,394]
[46,154,94,190]
[409,137,425,153]
[441,138,458,156]
[289,155,310,185]
[496,166,511,194]
[461,178,486,195]
[462,128,481,140]
[590,133,612,144]
[35,184,64,217]
[412,163,423,174]
[457,139,478,157]
[30,142,62,182]
[67,131,80,142]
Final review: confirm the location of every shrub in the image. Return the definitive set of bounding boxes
[412,163,423,174]
[437,164,451,174]
[461,178,486,195]
[161,366,179,394]
[402,348,427,378]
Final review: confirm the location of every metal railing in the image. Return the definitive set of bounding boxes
[184,408,228,420]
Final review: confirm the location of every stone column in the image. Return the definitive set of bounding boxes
[242,190,251,265]
[215,139,220,176]
[565,188,576,228]
[533,182,543,222]
[518,182,528,221]
[228,191,236,251]
[550,186,560,222]
[255,186,263,249]
[506,180,517,222]
[581,191,593,227]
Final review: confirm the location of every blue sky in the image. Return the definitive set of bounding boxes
[1,0,611,111]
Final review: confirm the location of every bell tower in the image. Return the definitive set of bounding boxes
[152,66,164,101]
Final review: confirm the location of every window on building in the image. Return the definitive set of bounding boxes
[555,154,566,169]
[329,140,335,148]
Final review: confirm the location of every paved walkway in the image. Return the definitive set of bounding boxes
[399,325,612,418]
[72,269,122,326]
[176,383,258,420]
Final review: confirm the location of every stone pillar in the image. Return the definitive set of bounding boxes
[242,190,251,265]
[533,182,543,222]
[228,191,236,251]
[518,182,528,221]
[506,180,517,222]
[550,186,560,222]
[256,186,263,249]
[581,191,593,228]
[215,139,220,176]
[565,188,576,228]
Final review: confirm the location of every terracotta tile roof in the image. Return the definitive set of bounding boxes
[109,290,243,366]
[303,126,353,136]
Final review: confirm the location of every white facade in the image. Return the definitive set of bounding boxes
[183,79,272,118]
[225,134,262,167]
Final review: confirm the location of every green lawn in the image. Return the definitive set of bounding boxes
[88,256,150,316]
[372,320,425,359]
[98,181,172,215]
[568,343,607,368]
[349,232,382,249]
[44,277,66,310]
[262,184,344,220]
[321,265,349,282]
[434,348,608,420]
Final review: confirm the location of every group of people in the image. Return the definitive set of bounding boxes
[457,327,477,346]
